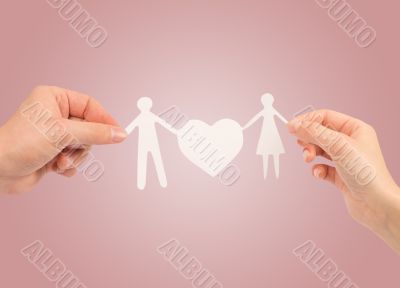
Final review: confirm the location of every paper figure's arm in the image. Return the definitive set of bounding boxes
[274,109,288,124]
[243,111,263,130]
[155,115,178,135]
[125,116,139,135]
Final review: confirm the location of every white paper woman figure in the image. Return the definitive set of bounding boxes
[243,93,288,179]
[125,97,176,190]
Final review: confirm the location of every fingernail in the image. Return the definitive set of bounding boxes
[313,169,321,179]
[303,149,309,161]
[111,127,128,143]
[288,119,302,133]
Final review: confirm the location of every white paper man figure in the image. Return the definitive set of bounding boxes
[126,97,176,190]
[243,93,288,179]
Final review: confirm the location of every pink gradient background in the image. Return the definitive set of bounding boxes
[1,0,399,287]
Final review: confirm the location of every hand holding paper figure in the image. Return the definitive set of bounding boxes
[2,87,400,258]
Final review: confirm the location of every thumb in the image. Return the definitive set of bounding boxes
[62,119,128,145]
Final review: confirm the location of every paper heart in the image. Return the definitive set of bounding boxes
[177,119,243,177]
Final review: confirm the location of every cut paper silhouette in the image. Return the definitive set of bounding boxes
[125,93,288,189]
[177,119,243,177]
[243,93,288,179]
[125,97,176,190]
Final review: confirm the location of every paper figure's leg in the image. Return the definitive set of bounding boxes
[137,149,148,190]
[273,154,280,179]
[263,155,269,179]
[151,148,168,188]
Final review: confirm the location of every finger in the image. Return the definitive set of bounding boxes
[63,119,127,145]
[289,109,362,136]
[288,117,356,161]
[57,147,91,170]
[69,148,91,168]
[48,86,119,126]
[303,144,332,162]
[57,153,73,171]
[312,164,347,192]
[72,151,91,168]
[45,157,59,174]
[297,139,306,147]
[298,140,328,161]
[59,168,77,178]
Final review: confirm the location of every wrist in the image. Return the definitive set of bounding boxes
[373,184,400,254]
[0,125,13,194]
[385,186,400,253]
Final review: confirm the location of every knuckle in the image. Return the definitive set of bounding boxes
[359,121,377,136]
[365,123,376,133]
[30,85,49,98]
